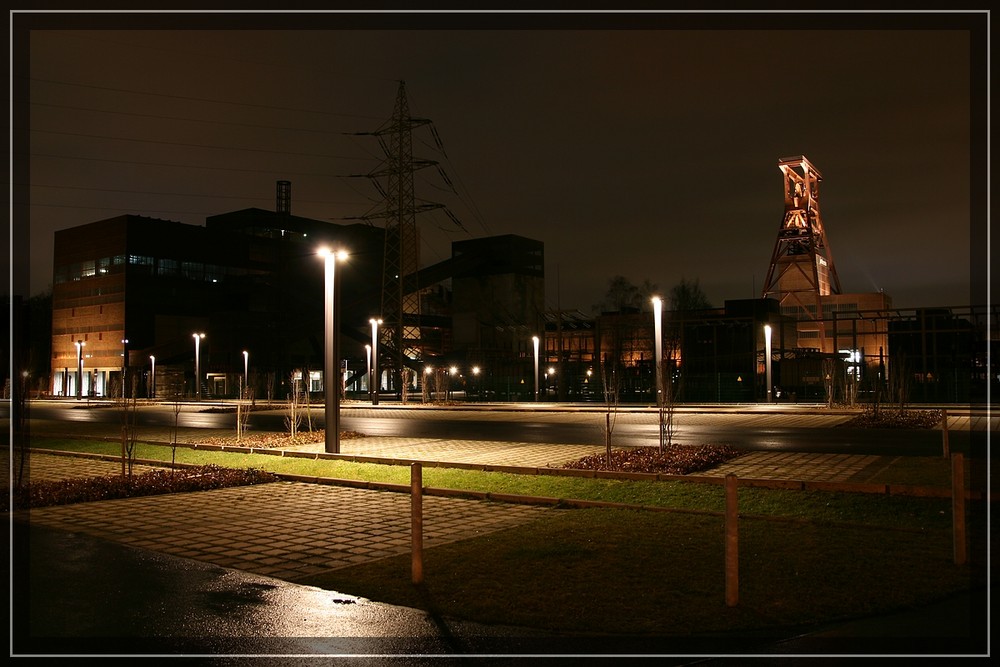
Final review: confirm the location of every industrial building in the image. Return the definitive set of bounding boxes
[47,157,991,405]
[531,156,990,405]
[49,182,546,401]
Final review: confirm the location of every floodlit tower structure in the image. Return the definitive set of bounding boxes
[761,155,842,344]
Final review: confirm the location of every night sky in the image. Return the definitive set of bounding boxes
[12,10,989,314]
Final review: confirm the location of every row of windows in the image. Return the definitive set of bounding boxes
[56,255,259,285]
[780,303,860,317]
[54,255,128,283]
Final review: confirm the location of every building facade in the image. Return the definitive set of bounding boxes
[49,198,548,402]
[50,208,385,400]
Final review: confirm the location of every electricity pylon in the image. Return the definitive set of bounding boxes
[352,80,444,396]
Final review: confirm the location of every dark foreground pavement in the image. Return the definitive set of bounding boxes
[7,411,993,662]
[12,520,990,663]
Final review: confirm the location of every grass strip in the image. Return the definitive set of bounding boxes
[25,437,968,531]
[298,507,984,636]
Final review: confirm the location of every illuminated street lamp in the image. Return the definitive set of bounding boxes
[369,318,382,405]
[320,247,348,453]
[193,333,205,399]
[652,296,664,450]
[149,355,156,399]
[242,350,249,397]
[764,324,773,403]
[365,344,372,398]
[532,335,540,402]
[652,297,664,402]
[75,340,85,399]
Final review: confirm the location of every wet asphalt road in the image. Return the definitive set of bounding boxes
[13,522,564,661]
[13,520,988,662]
[14,522,851,663]
[18,401,981,456]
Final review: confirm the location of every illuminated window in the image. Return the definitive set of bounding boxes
[181,261,203,280]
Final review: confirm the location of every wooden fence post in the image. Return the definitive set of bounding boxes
[411,462,424,584]
[951,452,966,565]
[725,473,739,607]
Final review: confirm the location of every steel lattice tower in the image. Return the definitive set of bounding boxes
[762,155,841,337]
[365,81,436,393]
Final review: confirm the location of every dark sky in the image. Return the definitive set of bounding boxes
[13,10,988,313]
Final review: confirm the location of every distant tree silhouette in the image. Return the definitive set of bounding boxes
[594,275,659,314]
[668,277,712,313]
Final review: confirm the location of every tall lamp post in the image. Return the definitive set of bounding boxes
[242,350,249,397]
[365,344,372,399]
[532,335,540,402]
[369,318,381,405]
[193,333,205,399]
[764,324,773,403]
[75,340,85,399]
[652,296,664,450]
[149,355,156,399]
[321,247,348,453]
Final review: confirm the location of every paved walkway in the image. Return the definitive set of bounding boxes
[11,428,904,588]
[279,436,893,484]
[12,404,987,590]
[19,466,547,583]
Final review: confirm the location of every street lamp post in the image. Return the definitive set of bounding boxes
[424,366,433,403]
[764,324,773,403]
[149,355,156,399]
[120,338,129,400]
[369,318,381,405]
[652,296,664,450]
[321,247,348,453]
[532,335,540,402]
[193,333,205,399]
[365,344,372,399]
[75,340,85,399]
[242,350,249,397]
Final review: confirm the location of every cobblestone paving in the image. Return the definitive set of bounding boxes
[10,454,165,483]
[16,473,548,584]
[287,437,606,469]
[699,451,887,483]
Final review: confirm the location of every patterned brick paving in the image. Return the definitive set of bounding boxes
[16,468,547,583]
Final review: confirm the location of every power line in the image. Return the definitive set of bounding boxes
[29,152,350,179]
[30,182,360,207]
[30,76,385,122]
[31,128,370,162]
[31,100,370,138]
